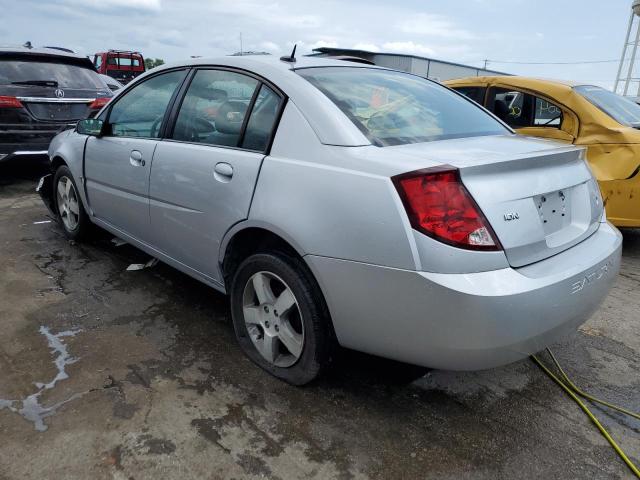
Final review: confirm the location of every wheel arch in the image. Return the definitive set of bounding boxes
[50,154,68,172]
[221,222,340,357]
[220,221,307,287]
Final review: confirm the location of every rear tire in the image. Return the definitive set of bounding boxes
[53,165,92,241]
[230,252,335,385]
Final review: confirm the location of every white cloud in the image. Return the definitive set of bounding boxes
[259,41,281,54]
[61,0,161,11]
[352,43,380,52]
[157,29,185,47]
[0,0,618,89]
[205,1,323,29]
[398,13,475,40]
[382,41,436,56]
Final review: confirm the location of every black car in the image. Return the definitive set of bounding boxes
[0,46,113,163]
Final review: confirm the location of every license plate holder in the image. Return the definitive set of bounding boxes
[535,188,570,233]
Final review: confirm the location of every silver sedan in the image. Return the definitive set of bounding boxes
[38,56,622,384]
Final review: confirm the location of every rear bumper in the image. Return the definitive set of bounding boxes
[0,122,75,161]
[0,148,49,162]
[306,222,622,370]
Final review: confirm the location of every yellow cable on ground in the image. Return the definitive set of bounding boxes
[531,350,640,478]
[545,349,640,422]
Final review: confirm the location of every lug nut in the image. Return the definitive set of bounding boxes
[265,321,270,328]
[275,325,280,332]
[264,306,269,313]
[274,310,279,317]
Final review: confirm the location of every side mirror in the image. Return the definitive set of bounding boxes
[77,118,104,136]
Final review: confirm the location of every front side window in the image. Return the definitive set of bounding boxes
[297,67,507,146]
[94,55,103,69]
[575,85,640,127]
[108,69,187,138]
[490,88,562,128]
[172,69,258,147]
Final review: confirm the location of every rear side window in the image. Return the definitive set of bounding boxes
[0,59,104,89]
[453,86,486,105]
[241,85,282,151]
[297,67,507,146]
[172,69,258,148]
[108,69,187,138]
[575,85,640,127]
[490,88,562,128]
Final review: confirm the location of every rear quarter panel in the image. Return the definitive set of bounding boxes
[248,101,418,270]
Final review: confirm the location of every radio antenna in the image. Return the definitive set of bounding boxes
[280,44,297,63]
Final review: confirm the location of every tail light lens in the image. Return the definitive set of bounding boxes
[393,166,501,251]
[88,97,110,109]
[0,96,23,108]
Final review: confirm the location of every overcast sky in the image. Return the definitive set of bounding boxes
[0,0,633,88]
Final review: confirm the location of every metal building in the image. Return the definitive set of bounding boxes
[309,47,507,81]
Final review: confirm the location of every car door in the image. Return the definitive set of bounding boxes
[486,86,577,143]
[84,69,188,242]
[149,68,284,282]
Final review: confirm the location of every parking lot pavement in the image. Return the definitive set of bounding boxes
[0,163,638,480]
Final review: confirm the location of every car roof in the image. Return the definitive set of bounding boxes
[158,54,388,73]
[141,55,391,147]
[0,46,96,70]
[446,75,592,90]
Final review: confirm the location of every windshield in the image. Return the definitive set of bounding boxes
[574,85,640,127]
[297,67,508,146]
[0,59,104,89]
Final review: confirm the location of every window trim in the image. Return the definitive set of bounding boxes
[102,67,191,140]
[163,65,288,154]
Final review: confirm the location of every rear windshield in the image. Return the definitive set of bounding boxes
[575,85,640,127]
[297,67,508,146]
[0,59,104,89]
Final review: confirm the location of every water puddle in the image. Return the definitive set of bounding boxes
[0,326,82,431]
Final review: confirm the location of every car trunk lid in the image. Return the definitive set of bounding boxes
[388,135,603,267]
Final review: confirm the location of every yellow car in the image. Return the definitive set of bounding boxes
[445,76,640,227]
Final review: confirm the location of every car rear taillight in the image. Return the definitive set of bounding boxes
[0,96,23,108]
[393,166,501,251]
[89,97,110,109]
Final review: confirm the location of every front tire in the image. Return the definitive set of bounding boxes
[53,165,91,240]
[230,252,335,385]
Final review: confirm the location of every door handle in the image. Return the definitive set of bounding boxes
[129,150,145,167]
[214,162,233,182]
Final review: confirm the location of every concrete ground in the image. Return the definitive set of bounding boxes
[1,161,639,480]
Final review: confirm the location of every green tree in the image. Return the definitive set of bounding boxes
[144,58,165,70]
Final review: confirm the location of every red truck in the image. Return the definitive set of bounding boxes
[93,50,145,85]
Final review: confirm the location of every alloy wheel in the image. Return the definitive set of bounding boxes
[56,176,80,231]
[242,271,305,368]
